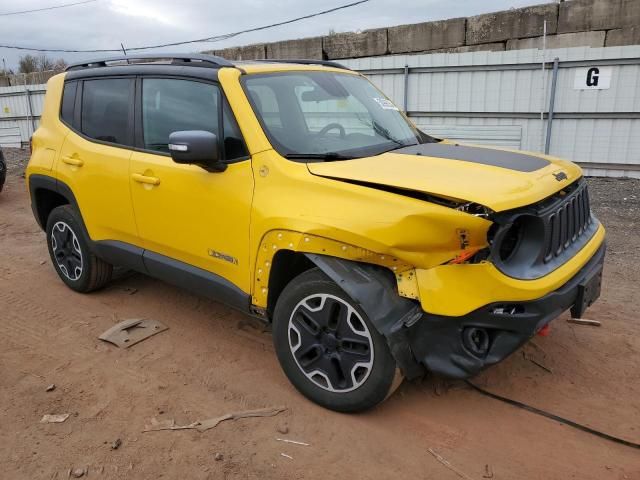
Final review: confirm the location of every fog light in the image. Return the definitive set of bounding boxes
[462,327,490,356]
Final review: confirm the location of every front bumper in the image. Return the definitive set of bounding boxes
[405,242,606,379]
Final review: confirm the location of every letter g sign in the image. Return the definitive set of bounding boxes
[574,66,612,90]
[586,67,599,87]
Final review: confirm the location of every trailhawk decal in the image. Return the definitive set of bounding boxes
[208,249,238,265]
[396,143,550,173]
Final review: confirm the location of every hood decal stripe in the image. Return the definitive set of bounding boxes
[396,143,549,172]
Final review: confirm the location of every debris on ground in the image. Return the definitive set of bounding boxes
[275,438,309,446]
[111,438,122,450]
[427,448,475,480]
[567,318,602,327]
[529,358,553,374]
[70,467,85,478]
[123,287,138,295]
[276,424,289,434]
[214,453,223,461]
[522,351,553,374]
[98,318,168,348]
[280,453,293,460]
[483,464,494,478]
[46,384,56,392]
[40,413,70,423]
[143,406,287,433]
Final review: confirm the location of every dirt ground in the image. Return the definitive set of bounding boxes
[1,148,639,479]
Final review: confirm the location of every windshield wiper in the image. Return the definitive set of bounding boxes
[372,121,408,146]
[283,152,356,161]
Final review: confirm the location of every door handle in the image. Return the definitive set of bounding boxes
[61,155,84,167]
[132,173,161,186]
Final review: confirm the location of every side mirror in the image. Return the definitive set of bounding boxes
[168,130,226,172]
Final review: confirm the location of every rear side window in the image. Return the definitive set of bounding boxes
[81,78,132,145]
[60,81,77,126]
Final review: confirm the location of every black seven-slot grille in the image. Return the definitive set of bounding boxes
[489,179,599,280]
[543,181,592,263]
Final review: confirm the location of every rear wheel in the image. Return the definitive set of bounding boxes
[273,268,401,412]
[46,205,112,292]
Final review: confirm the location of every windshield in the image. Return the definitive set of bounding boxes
[243,71,427,160]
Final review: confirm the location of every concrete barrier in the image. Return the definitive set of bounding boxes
[606,27,640,47]
[507,31,606,50]
[387,18,465,54]
[558,0,640,33]
[266,37,323,59]
[204,0,640,62]
[209,44,266,60]
[323,28,387,59]
[430,42,506,54]
[466,3,558,45]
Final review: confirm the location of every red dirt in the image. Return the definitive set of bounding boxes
[1,161,639,479]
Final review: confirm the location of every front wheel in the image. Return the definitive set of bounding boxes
[272,268,402,412]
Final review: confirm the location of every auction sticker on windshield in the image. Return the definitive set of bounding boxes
[373,97,399,110]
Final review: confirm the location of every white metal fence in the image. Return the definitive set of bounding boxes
[0,84,46,147]
[343,45,640,179]
[2,46,640,178]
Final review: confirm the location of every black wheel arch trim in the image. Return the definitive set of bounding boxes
[304,254,426,379]
[28,174,83,230]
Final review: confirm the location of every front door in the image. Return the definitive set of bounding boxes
[129,77,253,292]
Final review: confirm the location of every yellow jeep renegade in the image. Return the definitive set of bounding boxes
[26,54,605,412]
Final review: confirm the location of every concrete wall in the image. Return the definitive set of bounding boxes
[204,0,640,61]
[466,3,558,45]
[266,37,323,60]
[323,28,387,60]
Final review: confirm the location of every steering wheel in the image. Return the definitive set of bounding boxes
[316,123,346,139]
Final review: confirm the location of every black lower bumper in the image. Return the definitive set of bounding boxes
[405,243,606,379]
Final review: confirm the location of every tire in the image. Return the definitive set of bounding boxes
[273,268,401,412]
[46,205,113,293]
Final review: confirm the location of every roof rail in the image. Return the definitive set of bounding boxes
[65,53,234,71]
[257,59,352,71]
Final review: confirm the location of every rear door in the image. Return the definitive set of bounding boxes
[129,76,253,292]
[57,77,138,245]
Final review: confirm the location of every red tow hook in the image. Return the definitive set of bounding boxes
[537,324,551,337]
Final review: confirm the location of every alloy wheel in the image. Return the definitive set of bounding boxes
[51,221,83,281]
[288,293,374,393]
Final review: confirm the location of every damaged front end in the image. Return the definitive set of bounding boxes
[305,178,606,381]
[407,242,604,379]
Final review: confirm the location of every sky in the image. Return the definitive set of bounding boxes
[1,0,543,70]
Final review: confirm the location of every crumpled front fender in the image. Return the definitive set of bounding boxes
[305,254,426,379]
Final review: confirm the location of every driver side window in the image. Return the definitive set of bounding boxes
[143,79,219,153]
[293,85,374,137]
[142,78,248,160]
